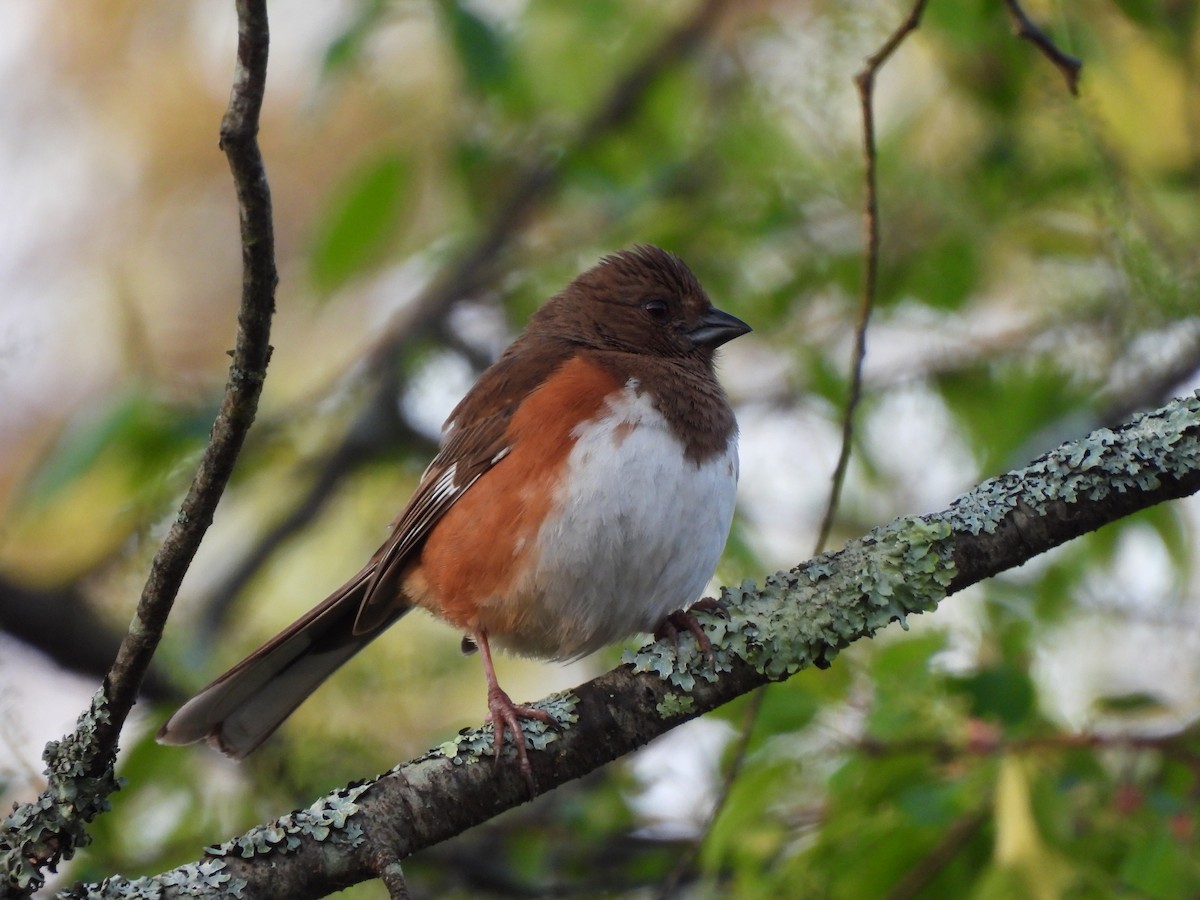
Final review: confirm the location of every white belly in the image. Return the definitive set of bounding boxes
[496,381,738,659]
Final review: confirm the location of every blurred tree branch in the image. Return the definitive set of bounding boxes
[1003,0,1082,95]
[64,392,1200,898]
[0,0,277,893]
[0,576,181,704]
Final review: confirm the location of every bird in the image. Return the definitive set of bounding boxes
[157,245,750,786]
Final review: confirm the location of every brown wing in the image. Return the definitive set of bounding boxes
[351,336,575,632]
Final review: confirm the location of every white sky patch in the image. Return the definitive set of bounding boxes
[402,349,478,439]
[861,384,978,515]
[1035,519,1200,735]
[735,402,841,567]
[627,717,735,840]
[0,634,131,805]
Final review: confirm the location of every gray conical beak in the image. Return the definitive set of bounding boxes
[687,307,751,349]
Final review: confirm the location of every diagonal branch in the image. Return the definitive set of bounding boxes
[0,0,277,894]
[104,0,277,734]
[1002,0,1082,95]
[66,392,1200,899]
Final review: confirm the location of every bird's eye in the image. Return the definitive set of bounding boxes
[643,299,670,322]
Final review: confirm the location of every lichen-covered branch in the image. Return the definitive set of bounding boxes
[0,1,277,894]
[65,392,1200,899]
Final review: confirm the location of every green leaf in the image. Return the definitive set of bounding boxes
[897,781,961,828]
[322,0,387,75]
[893,230,981,310]
[1120,829,1190,900]
[1093,691,1168,716]
[443,0,512,94]
[702,757,792,874]
[948,664,1035,727]
[23,390,211,503]
[310,154,411,293]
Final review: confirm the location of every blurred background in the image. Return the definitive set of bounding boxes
[2,0,1200,896]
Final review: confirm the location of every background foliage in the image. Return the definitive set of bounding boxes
[2,0,1200,897]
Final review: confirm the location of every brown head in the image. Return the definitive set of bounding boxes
[528,245,750,365]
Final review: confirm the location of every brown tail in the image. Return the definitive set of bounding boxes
[156,570,410,759]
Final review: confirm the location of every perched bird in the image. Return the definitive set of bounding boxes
[157,245,749,784]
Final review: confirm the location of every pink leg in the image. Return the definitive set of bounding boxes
[475,630,556,792]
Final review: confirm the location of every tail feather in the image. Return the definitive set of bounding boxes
[157,571,409,759]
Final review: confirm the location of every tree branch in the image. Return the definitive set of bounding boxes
[1002,0,1082,95]
[0,576,181,704]
[822,0,930,608]
[0,1,277,894]
[67,392,1200,898]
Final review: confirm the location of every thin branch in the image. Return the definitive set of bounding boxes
[0,0,277,893]
[817,0,930,551]
[377,855,410,900]
[105,0,276,754]
[1002,0,1082,95]
[655,686,765,899]
[886,810,989,900]
[857,731,1200,763]
[64,392,1200,899]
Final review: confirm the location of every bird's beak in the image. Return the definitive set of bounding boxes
[687,307,751,349]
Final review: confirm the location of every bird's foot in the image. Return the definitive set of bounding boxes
[485,685,557,793]
[654,597,727,669]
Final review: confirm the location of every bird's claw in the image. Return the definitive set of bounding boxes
[654,597,727,669]
[485,686,557,794]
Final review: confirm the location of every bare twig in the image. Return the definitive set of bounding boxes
[104,0,276,757]
[1002,0,1082,95]
[0,0,276,892]
[377,855,410,900]
[654,686,765,899]
[886,810,989,900]
[817,0,930,551]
